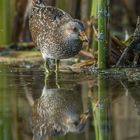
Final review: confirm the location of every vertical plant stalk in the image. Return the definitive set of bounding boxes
[98,0,108,68]
[0,65,18,140]
[81,0,88,20]
[0,0,8,46]
[65,0,79,18]
[88,0,92,17]
[91,75,111,140]
[56,0,65,10]
[0,0,15,46]
[91,0,98,18]
[90,0,98,52]
[98,75,111,140]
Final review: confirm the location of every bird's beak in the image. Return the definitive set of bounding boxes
[79,110,90,124]
[79,31,89,43]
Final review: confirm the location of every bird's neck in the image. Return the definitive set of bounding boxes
[65,37,82,47]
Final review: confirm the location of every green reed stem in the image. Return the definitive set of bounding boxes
[92,75,111,140]
[57,0,66,10]
[97,0,108,68]
[0,0,15,46]
[90,0,98,52]
[91,0,98,18]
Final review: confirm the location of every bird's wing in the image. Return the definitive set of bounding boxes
[29,6,72,44]
[41,6,72,27]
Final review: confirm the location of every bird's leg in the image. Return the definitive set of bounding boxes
[44,71,49,87]
[44,60,50,74]
[55,59,60,88]
[55,59,60,73]
[55,72,60,88]
[44,58,55,74]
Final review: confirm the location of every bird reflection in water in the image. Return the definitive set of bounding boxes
[32,74,89,139]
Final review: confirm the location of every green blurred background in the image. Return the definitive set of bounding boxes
[0,0,140,46]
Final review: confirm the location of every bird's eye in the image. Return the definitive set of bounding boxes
[73,121,79,126]
[73,27,77,32]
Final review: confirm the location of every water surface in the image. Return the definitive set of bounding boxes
[0,64,140,140]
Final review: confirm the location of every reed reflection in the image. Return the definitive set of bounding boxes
[90,75,112,140]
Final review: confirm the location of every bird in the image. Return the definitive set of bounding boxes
[29,0,88,73]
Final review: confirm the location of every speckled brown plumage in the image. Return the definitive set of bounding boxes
[32,86,89,137]
[29,0,88,62]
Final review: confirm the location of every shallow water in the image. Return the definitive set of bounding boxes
[0,64,140,140]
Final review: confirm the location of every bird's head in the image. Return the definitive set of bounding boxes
[62,20,89,43]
